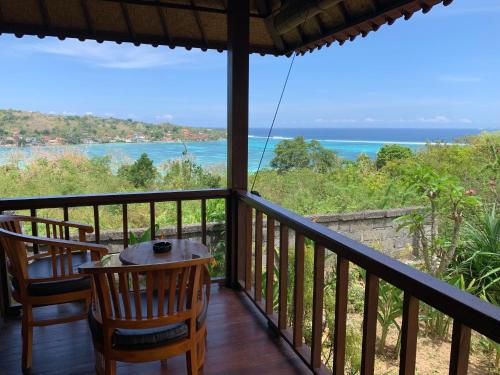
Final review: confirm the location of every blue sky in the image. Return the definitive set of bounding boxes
[0,0,499,129]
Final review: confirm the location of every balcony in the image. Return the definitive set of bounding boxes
[0,285,310,375]
[1,189,498,374]
[0,1,498,373]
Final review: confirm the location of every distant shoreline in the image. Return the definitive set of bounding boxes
[0,137,465,149]
[0,138,226,148]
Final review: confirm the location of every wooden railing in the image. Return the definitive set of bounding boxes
[0,189,231,316]
[1,189,499,374]
[237,191,500,375]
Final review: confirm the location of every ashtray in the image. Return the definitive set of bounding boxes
[153,241,172,254]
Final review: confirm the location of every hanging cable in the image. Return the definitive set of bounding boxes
[250,52,296,192]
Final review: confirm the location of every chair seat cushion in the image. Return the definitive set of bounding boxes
[88,310,189,350]
[11,252,91,297]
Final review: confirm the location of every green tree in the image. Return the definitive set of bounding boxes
[396,164,480,278]
[308,139,340,173]
[376,144,413,169]
[162,154,220,190]
[270,136,339,173]
[118,153,158,188]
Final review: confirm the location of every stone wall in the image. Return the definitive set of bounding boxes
[90,207,419,257]
[309,207,419,257]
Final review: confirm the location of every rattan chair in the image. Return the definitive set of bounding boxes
[0,214,108,371]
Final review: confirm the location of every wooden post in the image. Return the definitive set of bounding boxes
[226,0,249,288]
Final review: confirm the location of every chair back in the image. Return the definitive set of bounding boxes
[83,259,211,330]
[0,214,106,298]
[0,215,28,281]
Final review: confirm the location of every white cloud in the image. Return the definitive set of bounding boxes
[314,115,474,125]
[17,39,194,69]
[439,75,481,83]
[314,118,357,124]
[363,117,382,123]
[416,115,451,123]
[156,114,174,122]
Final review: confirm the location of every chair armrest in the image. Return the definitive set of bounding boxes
[16,215,94,233]
[0,228,108,257]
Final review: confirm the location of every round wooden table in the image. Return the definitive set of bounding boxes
[119,239,211,266]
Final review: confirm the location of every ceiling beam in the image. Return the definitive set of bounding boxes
[100,0,264,18]
[274,0,344,35]
[155,5,172,46]
[37,0,50,30]
[80,0,96,38]
[190,0,208,50]
[284,0,444,54]
[120,3,137,44]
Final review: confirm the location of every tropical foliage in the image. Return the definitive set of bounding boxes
[0,130,498,371]
[375,143,414,169]
[270,136,341,173]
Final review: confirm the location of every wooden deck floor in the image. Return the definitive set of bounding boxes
[0,285,311,375]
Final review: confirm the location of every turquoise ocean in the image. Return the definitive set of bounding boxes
[0,128,488,172]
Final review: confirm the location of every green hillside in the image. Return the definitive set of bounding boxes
[0,109,225,146]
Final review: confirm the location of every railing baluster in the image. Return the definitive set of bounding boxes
[93,205,100,244]
[237,200,247,285]
[245,207,253,291]
[122,204,128,248]
[399,293,419,375]
[278,224,288,330]
[293,233,305,348]
[449,321,471,375]
[311,243,325,369]
[265,217,275,315]
[361,272,379,375]
[225,195,234,286]
[334,256,349,374]
[30,208,39,254]
[254,210,263,302]
[150,202,155,240]
[176,200,182,239]
[201,199,207,245]
[63,207,69,239]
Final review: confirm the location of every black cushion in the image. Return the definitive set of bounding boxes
[11,252,91,297]
[88,304,188,350]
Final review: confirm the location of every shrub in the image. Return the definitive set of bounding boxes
[376,144,413,169]
[118,153,157,188]
[396,164,480,278]
[270,136,340,173]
